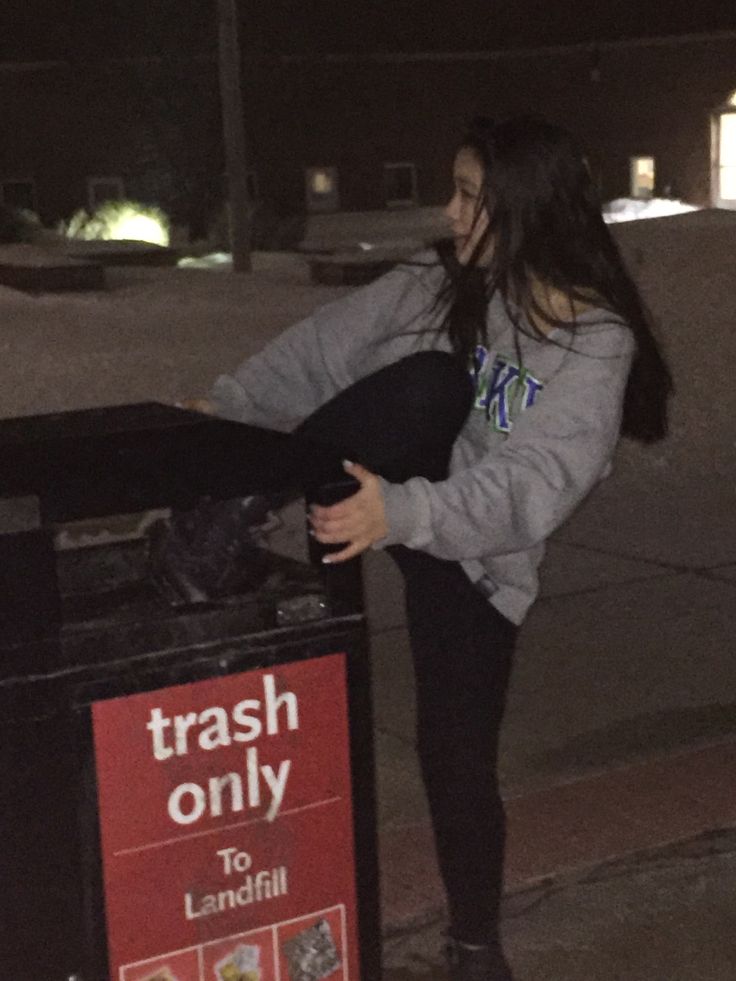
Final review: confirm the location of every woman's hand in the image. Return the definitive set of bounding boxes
[309,460,389,563]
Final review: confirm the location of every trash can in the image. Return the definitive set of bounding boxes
[0,404,380,981]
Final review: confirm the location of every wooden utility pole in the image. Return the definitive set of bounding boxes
[217,0,251,272]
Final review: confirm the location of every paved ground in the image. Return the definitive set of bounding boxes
[384,830,736,980]
[3,214,736,978]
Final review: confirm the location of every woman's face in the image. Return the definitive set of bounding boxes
[444,147,491,265]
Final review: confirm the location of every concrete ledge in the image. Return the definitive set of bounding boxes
[59,239,179,267]
[0,244,105,293]
[308,253,400,286]
[379,738,736,933]
[302,205,445,252]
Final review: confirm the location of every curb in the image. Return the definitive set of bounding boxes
[379,738,736,935]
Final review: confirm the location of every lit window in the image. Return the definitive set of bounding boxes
[311,171,334,195]
[88,177,125,210]
[305,167,339,213]
[630,157,655,199]
[1,179,37,212]
[713,91,736,207]
[719,111,736,201]
[384,162,418,207]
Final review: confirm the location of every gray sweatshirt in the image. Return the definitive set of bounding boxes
[211,253,634,624]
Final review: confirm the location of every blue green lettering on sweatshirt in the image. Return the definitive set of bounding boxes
[472,346,544,434]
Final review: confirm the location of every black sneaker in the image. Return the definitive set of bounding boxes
[445,937,514,981]
[148,496,274,606]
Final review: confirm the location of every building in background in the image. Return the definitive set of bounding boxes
[1,2,736,235]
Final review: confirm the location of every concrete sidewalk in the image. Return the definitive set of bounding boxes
[383,828,736,980]
[363,460,736,975]
[379,738,736,933]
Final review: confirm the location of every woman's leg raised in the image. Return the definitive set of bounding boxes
[151,351,473,598]
[293,350,474,484]
[303,353,516,972]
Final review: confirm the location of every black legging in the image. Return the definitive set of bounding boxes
[292,351,518,947]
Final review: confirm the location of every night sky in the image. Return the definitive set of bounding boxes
[3,0,736,62]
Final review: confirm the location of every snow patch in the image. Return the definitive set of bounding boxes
[603,198,699,223]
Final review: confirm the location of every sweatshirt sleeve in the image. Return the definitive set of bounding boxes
[378,323,635,559]
[209,258,438,431]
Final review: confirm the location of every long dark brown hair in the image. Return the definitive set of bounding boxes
[436,115,673,443]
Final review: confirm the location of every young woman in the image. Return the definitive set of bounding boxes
[155,115,673,980]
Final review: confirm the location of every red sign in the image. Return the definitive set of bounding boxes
[92,654,359,981]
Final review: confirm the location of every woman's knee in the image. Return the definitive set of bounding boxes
[396,351,473,406]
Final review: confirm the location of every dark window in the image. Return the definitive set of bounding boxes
[2,180,37,212]
[384,163,417,206]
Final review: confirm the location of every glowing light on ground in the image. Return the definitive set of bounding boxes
[105,211,168,246]
[64,201,171,246]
